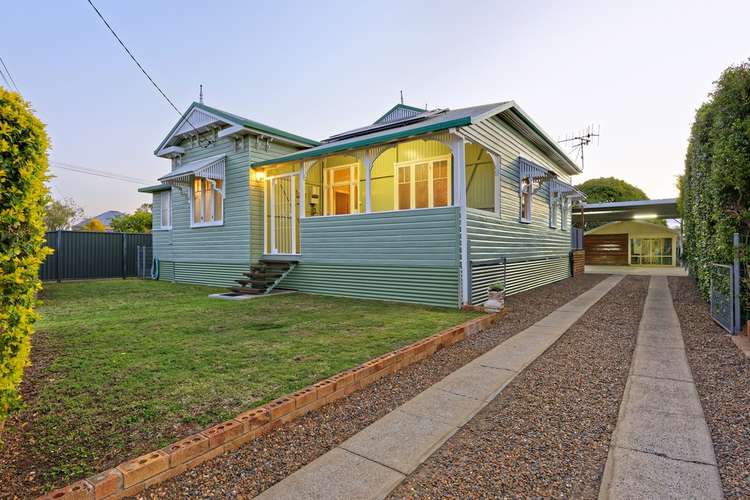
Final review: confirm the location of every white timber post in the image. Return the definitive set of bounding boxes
[489,152,502,217]
[299,161,306,219]
[364,150,373,213]
[451,132,469,307]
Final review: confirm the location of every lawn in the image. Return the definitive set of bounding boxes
[0,279,477,494]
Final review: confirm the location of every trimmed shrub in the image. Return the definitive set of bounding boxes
[0,88,51,423]
[680,60,750,297]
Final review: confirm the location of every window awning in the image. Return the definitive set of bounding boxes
[158,154,226,187]
[549,179,586,200]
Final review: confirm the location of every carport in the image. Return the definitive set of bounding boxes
[573,198,685,274]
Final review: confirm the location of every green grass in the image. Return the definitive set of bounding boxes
[20,279,476,488]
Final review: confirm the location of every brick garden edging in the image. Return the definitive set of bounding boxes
[40,312,502,499]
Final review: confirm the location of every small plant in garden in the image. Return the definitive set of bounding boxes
[488,281,505,292]
[0,87,51,424]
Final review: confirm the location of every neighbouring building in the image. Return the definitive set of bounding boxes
[584,220,681,267]
[73,210,125,231]
[139,101,585,307]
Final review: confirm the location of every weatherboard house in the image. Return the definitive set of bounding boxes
[139,101,584,307]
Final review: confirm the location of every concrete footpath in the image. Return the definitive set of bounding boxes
[599,276,723,499]
[255,275,624,500]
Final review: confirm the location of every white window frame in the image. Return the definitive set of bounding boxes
[519,177,532,223]
[189,176,224,228]
[323,163,360,216]
[393,154,452,211]
[155,190,172,230]
[549,190,559,229]
[560,197,571,231]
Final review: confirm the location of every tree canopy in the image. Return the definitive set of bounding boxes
[79,218,106,232]
[44,197,83,231]
[110,204,152,233]
[575,177,648,203]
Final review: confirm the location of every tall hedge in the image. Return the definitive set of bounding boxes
[0,88,51,423]
[681,60,750,296]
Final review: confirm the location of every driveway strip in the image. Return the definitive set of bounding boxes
[255,275,623,500]
[598,276,723,499]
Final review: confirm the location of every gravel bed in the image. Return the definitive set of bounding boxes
[390,276,649,499]
[140,274,606,499]
[668,277,750,499]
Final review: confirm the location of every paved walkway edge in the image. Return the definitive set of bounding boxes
[598,276,723,500]
[255,275,624,500]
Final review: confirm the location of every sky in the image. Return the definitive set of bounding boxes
[2,0,749,217]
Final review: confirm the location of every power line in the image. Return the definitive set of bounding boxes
[0,65,10,89]
[0,55,19,93]
[85,0,213,147]
[50,161,152,184]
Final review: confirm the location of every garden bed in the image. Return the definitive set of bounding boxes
[0,280,476,498]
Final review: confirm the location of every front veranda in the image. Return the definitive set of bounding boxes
[255,135,500,257]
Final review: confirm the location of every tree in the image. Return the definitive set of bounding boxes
[79,218,106,232]
[575,177,664,228]
[681,60,750,297]
[0,87,52,423]
[575,177,648,203]
[44,197,83,230]
[110,204,152,233]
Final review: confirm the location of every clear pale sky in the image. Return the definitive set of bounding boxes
[3,1,749,217]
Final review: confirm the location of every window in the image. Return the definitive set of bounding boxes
[631,238,672,265]
[191,177,223,226]
[549,191,559,228]
[560,197,570,230]
[157,190,171,229]
[519,177,532,223]
[171,155,182,169]
[394,156,451,210]
[324,164,359,215]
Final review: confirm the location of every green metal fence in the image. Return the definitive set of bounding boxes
[39,231,152,281]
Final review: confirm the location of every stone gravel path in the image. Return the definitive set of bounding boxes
[254,276,623,500]
[599,276,723,499]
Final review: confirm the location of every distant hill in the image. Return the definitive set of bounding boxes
[73,210,125,231]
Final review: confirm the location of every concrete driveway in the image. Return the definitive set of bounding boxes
[586,265,688,276]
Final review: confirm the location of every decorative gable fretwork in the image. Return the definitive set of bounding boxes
[174,108,221,137]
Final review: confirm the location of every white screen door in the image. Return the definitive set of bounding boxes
[265,174,299,254]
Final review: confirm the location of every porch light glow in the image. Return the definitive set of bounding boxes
[254,170,266,182]
[633,213,658,219]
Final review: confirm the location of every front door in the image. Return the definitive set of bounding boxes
[265,173,299,255]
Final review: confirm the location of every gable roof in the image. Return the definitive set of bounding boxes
[73,210,125,229]
[154,102,319,156]
[585,219,680,236]
[373,103,428,124]
[250,101,581,175]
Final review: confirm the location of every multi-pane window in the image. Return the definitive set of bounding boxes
[191,177,223,226]
[324,164,359,215]
[394,156,451,210]
[631,238,673,265]
[158,190,171,229]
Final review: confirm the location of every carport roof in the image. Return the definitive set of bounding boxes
[575,198,679,223]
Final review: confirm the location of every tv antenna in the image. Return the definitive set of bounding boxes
[558,125,600,171]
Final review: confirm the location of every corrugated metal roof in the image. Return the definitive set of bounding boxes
[137,184,171,193]
[154,102,319,155]
[251,102,507,167]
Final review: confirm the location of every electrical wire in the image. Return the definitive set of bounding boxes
[0,55,19,92]
[85,0,214,147]
[0,66,11,89]
[50,161,152,184]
